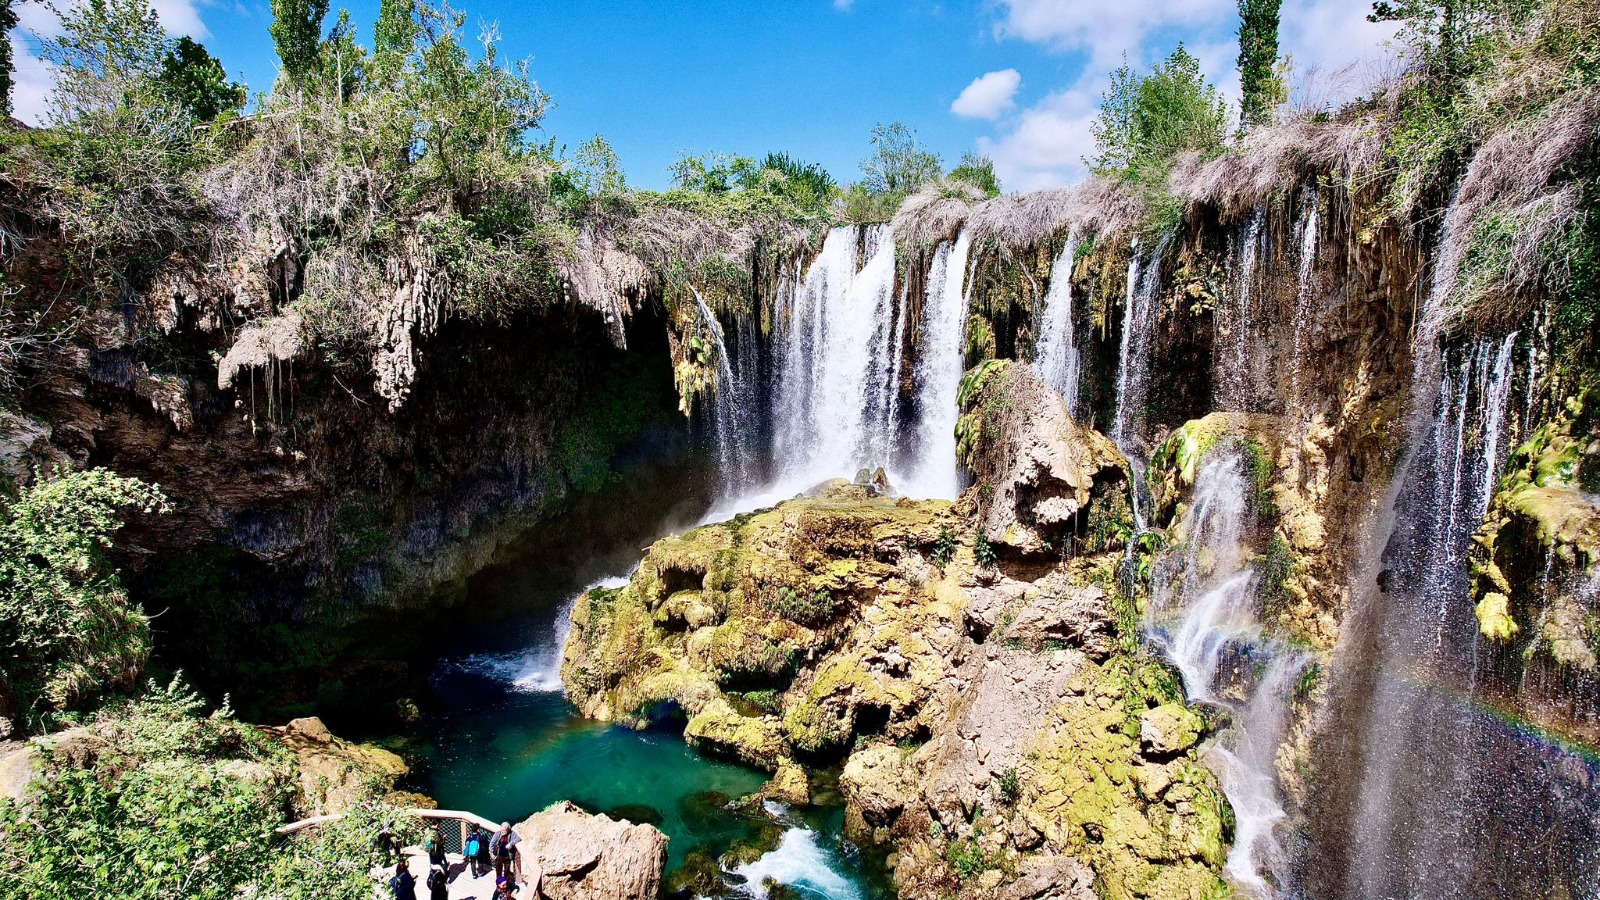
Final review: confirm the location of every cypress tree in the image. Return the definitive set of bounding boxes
[1237,0,1283,131]
[0,0,18,118]
[269,0,329,82]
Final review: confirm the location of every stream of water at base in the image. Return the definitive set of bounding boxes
[406,562,891,899]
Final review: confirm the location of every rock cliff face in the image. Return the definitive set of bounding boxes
[564,364,1232,899]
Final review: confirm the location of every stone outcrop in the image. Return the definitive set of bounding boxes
[565,404,1232,898]
[265,715,411,817]
[956,360,1130,556]
[515,801,668,900]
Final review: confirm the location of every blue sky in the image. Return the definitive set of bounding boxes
[11,0,1399,191]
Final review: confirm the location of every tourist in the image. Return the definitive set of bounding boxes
[464,824,489,877]
[426,832,447,872]
[389,860,417,900]
[494,875,518,898]
[426,864,450,900]
[490,821,521,881]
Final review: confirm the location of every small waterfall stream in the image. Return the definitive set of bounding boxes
[690,286,757,492]
[1151,448,1305,896]
[903,229,973,498]
[1034,235,1082,416]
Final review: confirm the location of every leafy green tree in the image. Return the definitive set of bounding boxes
[0,468,168,732]
[0,0,18,118]
[1237,0,1284,130]
[860,121,942,196]
[402,1,548,212]
[39,0,168,124]
[949,151,1002,198]
[1369,0,1536,80]
[269,0,329,82]
[759,151,836,208]
[374,0,418,59]
[1090,45,1229,178]
[571,134,627,196]
[316,8,364,100]
[157,36,244,121]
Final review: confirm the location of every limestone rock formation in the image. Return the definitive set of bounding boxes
[265,716,410,817]
[514,801,668,900]
[955,359,1130,556]
[564,465,1232,898]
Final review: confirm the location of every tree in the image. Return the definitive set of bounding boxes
[157,36,244,121]
[0,468,168,733]
[0,0,18,118]
[374,0,418,58]
[572,134,626,196]
[949,151,1002,198]
[1237,0,1283,131]
[269,0,329,82]
[39,0,168,124]
[1090,45,1229,178]
[860,122,941,196]
[1369,0,1537,81]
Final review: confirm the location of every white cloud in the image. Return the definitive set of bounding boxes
[951,69,1021,120]
[973,0,1406,190]
[992,0,1234,70]
[9,0,209,125]
[978,84,1100,192]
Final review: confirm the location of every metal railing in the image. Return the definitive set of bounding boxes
[276,807,506,856]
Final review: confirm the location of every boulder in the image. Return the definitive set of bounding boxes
[998,854,1098,900]
[515,801,668,900]
[1139,704,1204,756]
[955,361,1129,556]
[266,715,409,816]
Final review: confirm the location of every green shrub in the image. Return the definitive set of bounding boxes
[974,532,998,569]
[0,677,295,900]
[996,768,1022,805]
[931,527,959,568]
[944,836,986,879]
[0,468,168,732]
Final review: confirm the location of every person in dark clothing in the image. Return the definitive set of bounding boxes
[377,824,398,862]
[426,864,450,900]
[425,833,447,872]
[494,875,518,898]
[389,860,418,900]
[490,821,521,882]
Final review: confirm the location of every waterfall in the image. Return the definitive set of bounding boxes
[1217,207,1266,412]
[903,229,973,499]
[690,286,756,492]
[1111,234,1171,462]
[1286,182,1320,402]
[769,226,901,493]
[1307,181,1600,895]
[1034,235,1081,416]
[1150,448,1306,896]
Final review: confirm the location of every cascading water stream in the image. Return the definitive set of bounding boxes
[1286,182,1320,401]
[1217,207,1266,412]
[690,286,756,492]
[1033,234,1081,416]
[1112,234,1173,538]
[1150,448,1305,896]
[903,229,973,499]
[1309,178,1600,897]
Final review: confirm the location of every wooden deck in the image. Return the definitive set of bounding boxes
[377,851,535,899]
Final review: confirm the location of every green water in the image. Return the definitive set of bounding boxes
[403,562,892,898]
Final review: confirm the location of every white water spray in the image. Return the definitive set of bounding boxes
[903,229,973,498]
[1034,235,1081,415]
[452,574,632,693]
[1151,449,1305,896]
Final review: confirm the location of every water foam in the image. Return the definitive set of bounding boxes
[730,828,862,900]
